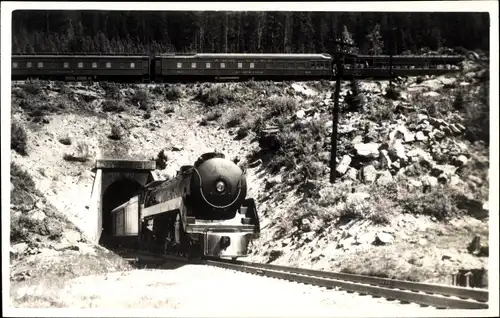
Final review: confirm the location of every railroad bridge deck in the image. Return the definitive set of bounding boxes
[86,159,156,244]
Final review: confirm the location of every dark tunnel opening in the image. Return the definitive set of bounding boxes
[99,178,143,246]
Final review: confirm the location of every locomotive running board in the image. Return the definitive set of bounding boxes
[186,224,255,233]
[141,197,182,219]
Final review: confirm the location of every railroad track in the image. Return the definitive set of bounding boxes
[113,248,489,310]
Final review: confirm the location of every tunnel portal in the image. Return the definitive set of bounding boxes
[86,159,156,244]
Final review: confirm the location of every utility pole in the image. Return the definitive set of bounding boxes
[330,27,357,184]
[389,27,397,89]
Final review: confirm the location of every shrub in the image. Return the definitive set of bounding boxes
[225,108,247,128]
[267,97,298,118]
[11,162,41,206]
[58,136,72,145]
[415,76,424,84]
[164,104,175,114]
[197,86,235,106]
[102,100,125,113]
[385,86,401,100]
[101,81,121,99]
[11,214,64,243]
[151,85,164,95]
[205,110,222,122]
[165,85,183,101]
[398,186,462,220]
[153,149,169,170]
[12,88,27,99]
[11,121,28,156]
[463,83,489,144]
[236,127,249,139]
[63,142,90,162]
[452,89,466,110]
[368,99,395,122]
[345,78,364,112]
[21,82,42,95]
[130,89,150,111]
[109,124,124,140]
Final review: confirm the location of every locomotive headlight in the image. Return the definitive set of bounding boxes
[216,180,226,193]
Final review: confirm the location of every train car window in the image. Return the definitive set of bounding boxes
[63,62,69,68]
[287,62,294,69]
[191,63,196,68]
[92,62,98,68]
[12,62,18,68]
[130,62,135,68]
[78,62,83,68]
[250,62,255,69]
[177,62,182,68]
[106,62,111,68]
[37,62,44,68]
[238,62,243,69]
[220,62,226,68]
[206,62,211,68]
[27,62,32,68]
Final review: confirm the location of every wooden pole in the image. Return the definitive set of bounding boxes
[330,29,344,184]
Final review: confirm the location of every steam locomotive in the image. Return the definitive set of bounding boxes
[109,152,260,259]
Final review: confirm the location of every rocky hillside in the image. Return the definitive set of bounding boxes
[9,57,490,293]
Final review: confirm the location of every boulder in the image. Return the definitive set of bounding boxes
[389,139,407,161]
[336,155,352,176]
[423,91,440,97]
[345,168,358,180]
[346,192,370,204]
[376,170,393,185]
[415,131,428,141]
[361,165,377,183]
[301,219,312,232]
[265,175,282,190]
[449,124,462,134]
[431,164,457,177]
[408,179,423,191]
[453,155,468,167]
[354,232,376,245]
[391,160,401,170]
[63,229,82,244]
[379,149,392,169]
[417,114,429,122]
[11,243,28,256]
[374,232,394,245]
[295,110,306,119]
[421,175,439,189]
[351,135,363,145]
[354,143,380,159]
[389,125,415,143]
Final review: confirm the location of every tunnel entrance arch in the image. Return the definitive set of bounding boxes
[99,178,143,246]
[86,159,156,244]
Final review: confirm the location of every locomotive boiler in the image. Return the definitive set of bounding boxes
[110,152,260,259]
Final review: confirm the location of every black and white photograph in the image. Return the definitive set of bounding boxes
[1,1,498,316]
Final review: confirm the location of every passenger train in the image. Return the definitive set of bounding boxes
[10,52,465,82]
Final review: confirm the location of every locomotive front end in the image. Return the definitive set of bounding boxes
[185,152,260,259]
[189,152,247,219]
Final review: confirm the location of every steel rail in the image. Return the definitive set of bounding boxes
[113,248,488,309]
[205,259,488,310]
[212,258,489,303]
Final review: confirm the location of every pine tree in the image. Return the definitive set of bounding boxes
[341,25,359,54]
[366,23,384,55]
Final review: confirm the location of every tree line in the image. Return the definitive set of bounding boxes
[11,11,489,55]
